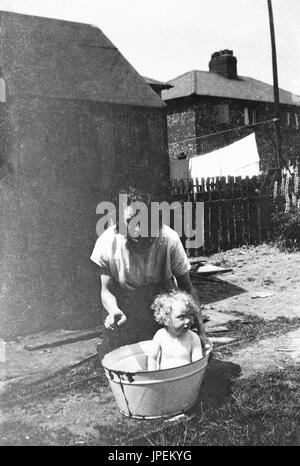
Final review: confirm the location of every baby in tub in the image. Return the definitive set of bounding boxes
[147,291,203,371]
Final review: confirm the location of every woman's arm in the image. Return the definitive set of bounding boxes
[101,274,127,330]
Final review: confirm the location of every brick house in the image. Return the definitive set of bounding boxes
[162,49,300,179]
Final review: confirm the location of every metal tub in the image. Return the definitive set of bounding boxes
[102,340,211,419]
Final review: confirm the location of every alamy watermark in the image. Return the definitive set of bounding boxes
[96,194,204,249]
[0,339,6,363]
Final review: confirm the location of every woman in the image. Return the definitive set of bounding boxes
[90,188,209,357]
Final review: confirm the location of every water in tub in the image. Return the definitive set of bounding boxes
[107,331,204,374]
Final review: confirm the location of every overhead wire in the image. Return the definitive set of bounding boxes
[169,116,293,192]
[169,118,279,146]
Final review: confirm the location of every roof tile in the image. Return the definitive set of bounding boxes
[162,70,300,106]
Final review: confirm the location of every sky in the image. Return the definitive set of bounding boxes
[0,0,299,95]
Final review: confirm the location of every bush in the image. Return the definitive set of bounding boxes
[272,201,300,250]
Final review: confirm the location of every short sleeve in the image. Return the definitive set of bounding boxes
[169,230,191,278]
[90,228,113,275]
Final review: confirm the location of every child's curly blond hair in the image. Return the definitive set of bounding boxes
[151,290,199,326]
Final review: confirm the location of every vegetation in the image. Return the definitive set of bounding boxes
[142,366,299,446]
[272,203,300,250]
[271,166,300,250]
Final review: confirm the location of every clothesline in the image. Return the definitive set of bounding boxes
[169,118,279,146]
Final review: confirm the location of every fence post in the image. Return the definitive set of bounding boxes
[257,196,262,243]
[171,172,280,255]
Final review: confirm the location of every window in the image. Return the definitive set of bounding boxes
[217,104,230,124]
[244,107,256,125]
[286,112,299,129]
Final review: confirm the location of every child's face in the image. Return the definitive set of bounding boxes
[167,301,193,335]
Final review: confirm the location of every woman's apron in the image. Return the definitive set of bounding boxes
[99,282,173,358]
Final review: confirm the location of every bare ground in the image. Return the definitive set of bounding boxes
[207,243,300,321]
[0,244,299,445]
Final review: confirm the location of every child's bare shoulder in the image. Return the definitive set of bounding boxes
[153,328,167,341]
[188,330,201,344]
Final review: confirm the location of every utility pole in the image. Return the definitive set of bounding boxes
[267,0,282,172]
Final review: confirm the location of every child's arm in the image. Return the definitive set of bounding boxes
[190,331,203,362]
[147,333,161,371]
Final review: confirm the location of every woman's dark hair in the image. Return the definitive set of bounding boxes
[120,186,154,208]
[112,185,173,233]
[112,185,156,215]
[111,186,155,233]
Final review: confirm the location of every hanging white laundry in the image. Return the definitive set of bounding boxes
[189,133,260,179]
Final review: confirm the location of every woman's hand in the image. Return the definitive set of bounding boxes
[200,334,213,360]
[200,334,212,350]
[104,309,127,330]
[101,275,127,330]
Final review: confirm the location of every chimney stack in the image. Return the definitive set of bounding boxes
[209,49,238,79]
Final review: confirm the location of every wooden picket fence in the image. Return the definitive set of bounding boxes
[171,175,275,255]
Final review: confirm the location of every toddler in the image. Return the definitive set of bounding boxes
[147,291,203,370]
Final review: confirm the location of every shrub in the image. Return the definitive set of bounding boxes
[272,202,300,250]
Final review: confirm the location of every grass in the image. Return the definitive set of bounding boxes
[0,354,104,406]
[140,366,300,446]
[209,242,288,268]
[207,314,300,360]
[1,311,299,446]
[2,315,299,405]
[2,359,299,446]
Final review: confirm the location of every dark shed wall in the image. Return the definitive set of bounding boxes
[0,97,168,337]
